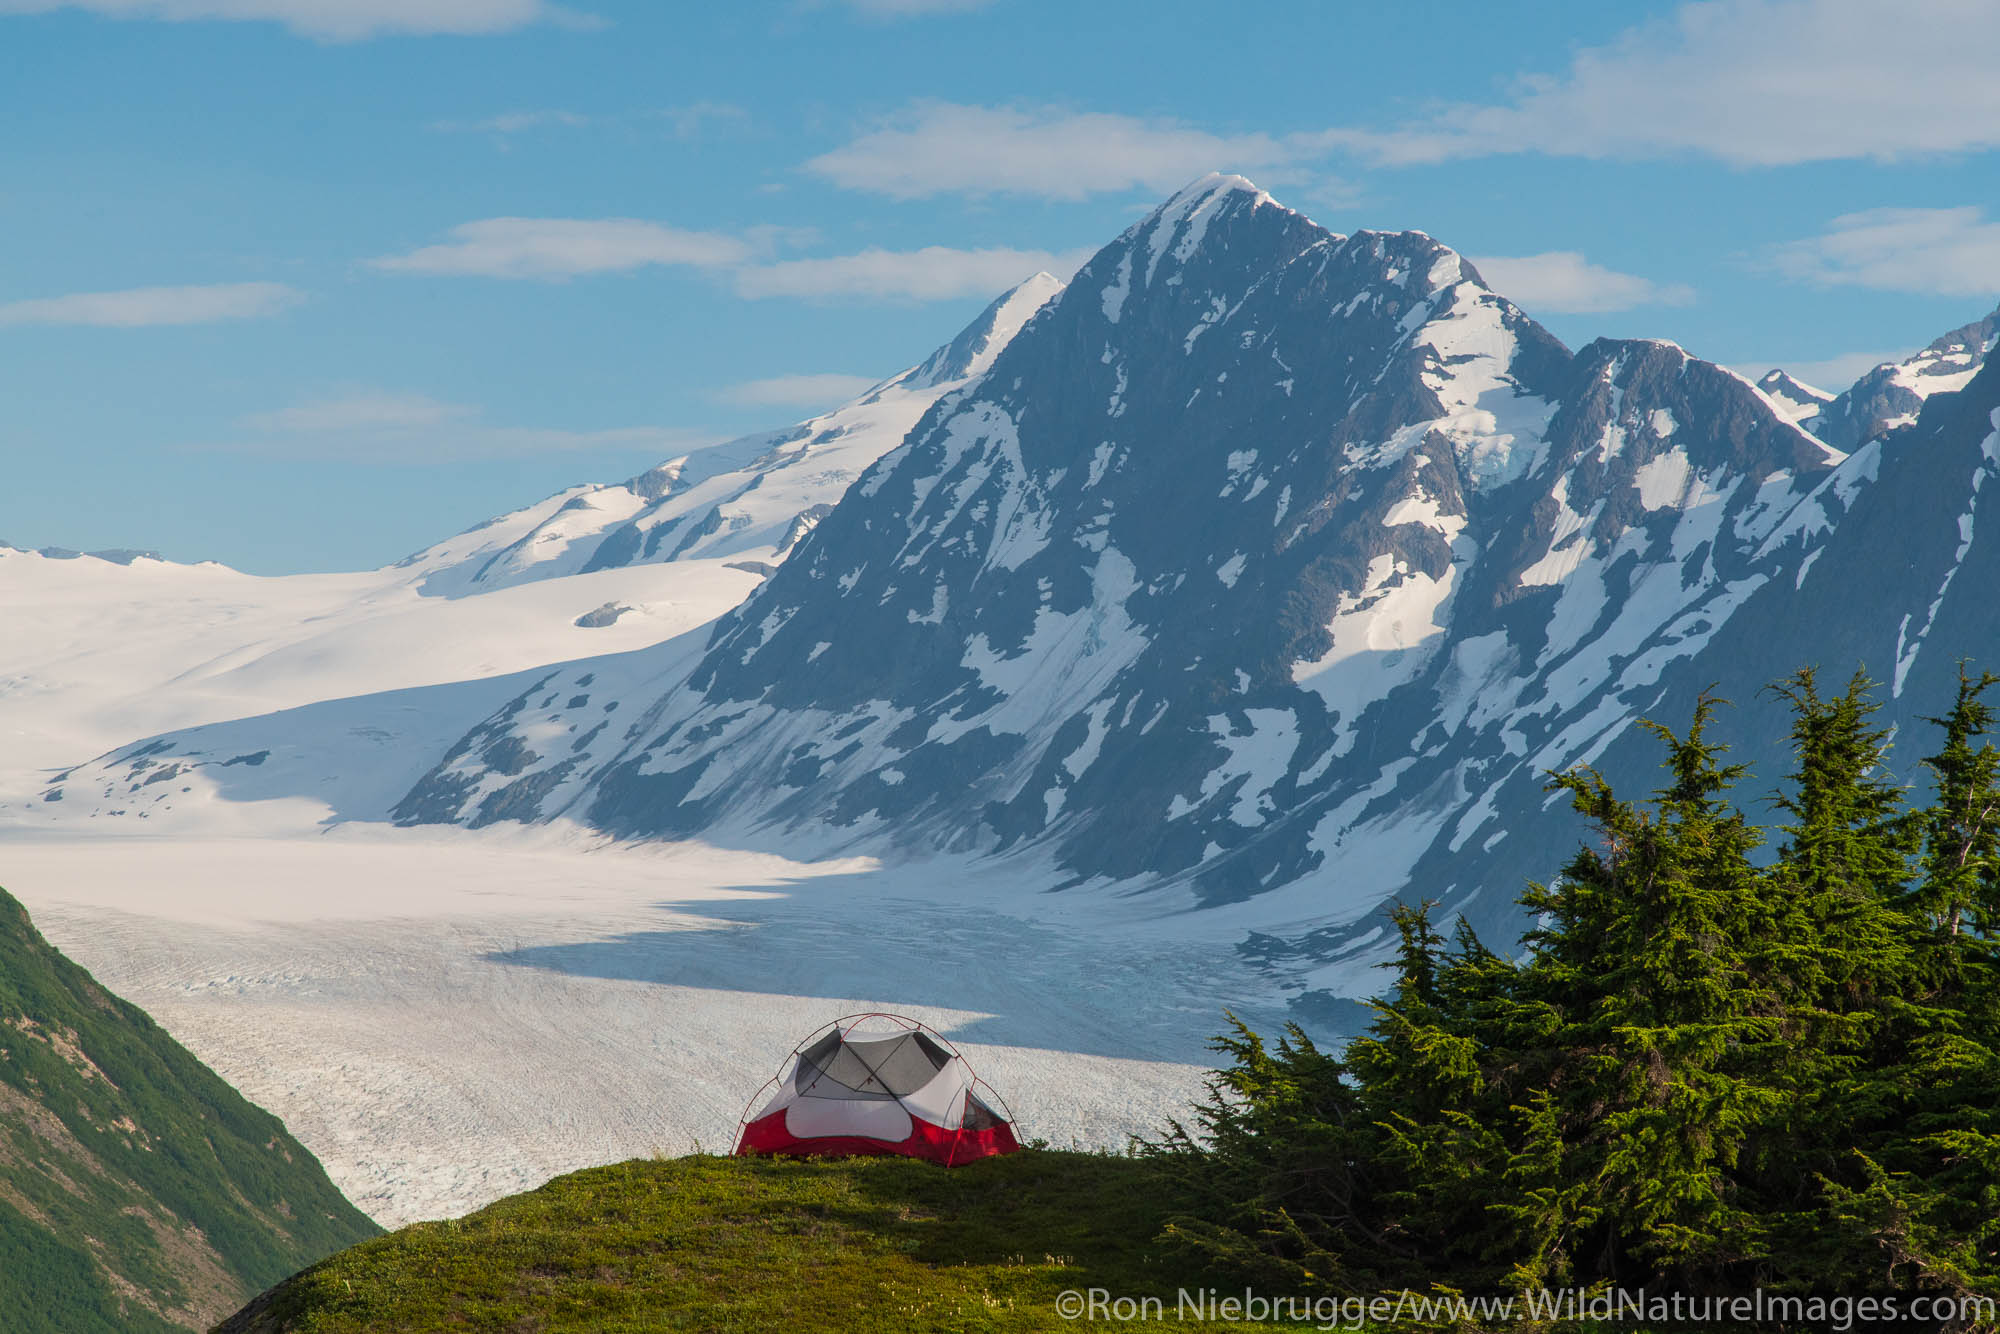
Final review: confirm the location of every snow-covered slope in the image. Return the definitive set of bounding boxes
[0,543,764,825]
[1,277,1063,826]
[1755,369,1833,430]
[400,274,1064,598]
[372,176,1854,974]
[1807,303,1999,450]
[26,177,2000,1022]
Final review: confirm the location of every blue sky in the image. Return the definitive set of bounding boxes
[5,0,1999,573]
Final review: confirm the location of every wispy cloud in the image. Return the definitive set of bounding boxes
[651,101,750,140]
[735,245,1090,301]
[0,0,599,41]
[1770,207,2000,296]
[428,102,746,139]
[806,102,1340,202]
[1320,0,2000,167]
[0,281,302,327]
[428,109,591,135]
[368,218,752,279]
[223,390,716,463]
[242,392,473,432]
[368,213,1070,305]
[1469,252,1694,315]
[716,373,882,409]
[806,3,2000,199]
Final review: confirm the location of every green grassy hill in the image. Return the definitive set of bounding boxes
[0,885,379,1333]
[214,1152,1310,1333]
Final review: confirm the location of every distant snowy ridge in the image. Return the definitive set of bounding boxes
[1800,303,2000,451]
[2,274,1064,827]
[25,177,2000,1019]
[400,273,1064,598]
[0,540,175,566]
[376,176,1858,961]
[1754,369,1832,430]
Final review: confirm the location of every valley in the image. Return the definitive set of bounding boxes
[4,174,1996,1241]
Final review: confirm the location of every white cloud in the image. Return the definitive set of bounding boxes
[800,6,2000,199]
[1469,252,1695,314]
[369,218,751,279]
[806,102,1334,201]
[804,5,2000,201]
[716,373,882,409]
[0,0,597,40]
[735,245,1090,301]
[1770,207,2000,296]
[224,390,715,462]
[363,216,1065,305]
[0,281,301,327]
[1321,0,2000,167]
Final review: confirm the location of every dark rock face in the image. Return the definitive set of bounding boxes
[1646,349,2000,744]
[574,602,632,628]
[45,174,1996,1023]
[1812,303,1999,451]
[395,175,1906,973]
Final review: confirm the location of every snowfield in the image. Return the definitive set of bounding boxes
[0,531,1239,1230]
[1,826,1263,1227]
[0,299,1257,1231]
[9,200,1984,1239]
[0,543,763,789]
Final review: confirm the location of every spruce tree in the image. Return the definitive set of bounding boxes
[1344,903,1510,1282]
[1913,665,2000,944]
[1525,700,1783,1285]
[1157,672,2000,1305]
[1751,670,1928,1269]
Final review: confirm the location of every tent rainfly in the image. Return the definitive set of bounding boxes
[733,1013,1021,1166]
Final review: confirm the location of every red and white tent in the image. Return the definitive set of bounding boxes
[733,1013,1022,1166]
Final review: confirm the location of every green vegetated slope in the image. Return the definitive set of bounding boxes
[0,885,379,1333]
[215,1152,1307,1334]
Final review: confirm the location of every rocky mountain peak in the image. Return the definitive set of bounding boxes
[378,178,1825,918]
[1810,300,1998,451]
[1755,368,1833,430]
[900,270,1067,390]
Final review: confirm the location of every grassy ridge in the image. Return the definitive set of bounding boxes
[216,1152,1311,1333]
[0,886,379,1332]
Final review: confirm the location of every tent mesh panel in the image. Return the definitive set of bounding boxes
[962,1090,1005,1131]
[795,1029,952,1100]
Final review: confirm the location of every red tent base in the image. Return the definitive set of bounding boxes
[735,1110,1021,1166]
